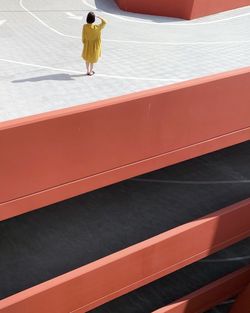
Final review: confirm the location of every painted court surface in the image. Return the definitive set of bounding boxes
[0,0,250,121]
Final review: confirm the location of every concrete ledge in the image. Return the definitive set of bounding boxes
[0,68,250,220]
[0,199,249,313]
[115,0,250,19]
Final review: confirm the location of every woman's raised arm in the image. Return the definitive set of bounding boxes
[96,16,107,29]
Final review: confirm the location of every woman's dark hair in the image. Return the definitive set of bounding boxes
[86,12,95,24]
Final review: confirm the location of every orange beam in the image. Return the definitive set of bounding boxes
[116,0,195,19]
[115,0,250,19]
[191,0,250,19]
[0,199,249,313]
[230,284,250,313]
[152,266,250,313]
[0,68,250,220]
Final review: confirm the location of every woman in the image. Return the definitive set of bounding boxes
[82,12,107,76]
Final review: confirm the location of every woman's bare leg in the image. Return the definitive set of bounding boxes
[85,62,90,74]
[90,63,94,75]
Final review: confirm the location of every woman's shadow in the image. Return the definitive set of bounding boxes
[12,73,86,83]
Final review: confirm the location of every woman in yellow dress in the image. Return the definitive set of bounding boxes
[82,12,107,76]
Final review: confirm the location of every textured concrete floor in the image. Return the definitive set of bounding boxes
[0,142,249,304]
[0,0,250,121]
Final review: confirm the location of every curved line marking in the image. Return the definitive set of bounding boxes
[131,178,250,184]
[20,0,250,45]
[220,300,235,305]
[82,0,250,26]
[104,39,250,45]
[0,58,180,82]
[201,256,250,262]
[0,19,7,26]
[19,0,79,38]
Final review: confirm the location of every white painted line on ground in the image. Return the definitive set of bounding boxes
[20,0,250,45]
[0,58,179,82]
[65,12,82,20]
[0,58,83,73]
[131,178,250,184]
[66,12,84,21]
[19,0,79,38]
[66,12,77,19]
[103,38,250,45]
[0,19,6,26]
[201,256,250,262]
[96,74,180,82]
[82,0,250,25]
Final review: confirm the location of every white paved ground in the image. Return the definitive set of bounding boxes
[0,0,250,122]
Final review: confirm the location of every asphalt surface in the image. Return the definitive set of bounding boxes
[0,141,249,303]
[0,0,250,121]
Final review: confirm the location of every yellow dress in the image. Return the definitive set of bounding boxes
[82,20,106,63]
